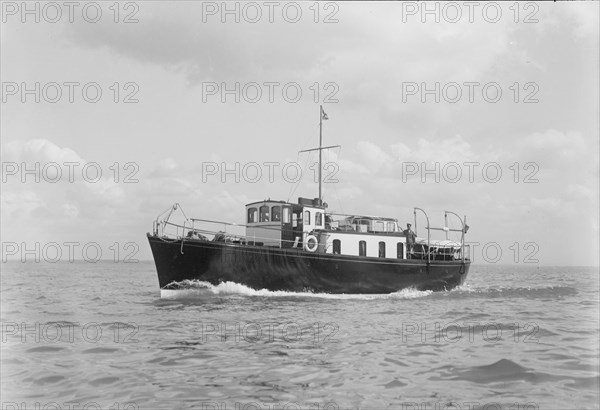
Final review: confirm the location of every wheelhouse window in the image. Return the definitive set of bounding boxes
[374,221,384,232]
[333,239,341,254]
[259,205,270,222]
[247,207,258,223]
[293,211,301,228]
[304,210,311,225]
[271,205,281,222]
[397,242,404,259]
[316,212,323,227]
[359,240,367,257]
[387,222,396,232]
[379,242,386,258]
[282,207,291,224]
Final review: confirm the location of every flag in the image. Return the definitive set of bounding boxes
[321,107,329,120]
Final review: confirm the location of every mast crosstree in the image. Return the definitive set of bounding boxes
[298,105,340,204]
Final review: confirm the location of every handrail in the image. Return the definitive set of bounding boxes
[161,220,288,246]
[325,212,399,221]
[153,203,190,237]
[413,207,430,262]
[411,208,470,263]
[444,210,467,263]
[160,215,467,259]
[153,203,469,260]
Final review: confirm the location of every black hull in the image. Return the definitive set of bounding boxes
[147,234,470,294]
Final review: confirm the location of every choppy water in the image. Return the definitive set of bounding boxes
[1,262,598,410]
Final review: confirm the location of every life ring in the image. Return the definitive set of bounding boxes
[304,235,319,252]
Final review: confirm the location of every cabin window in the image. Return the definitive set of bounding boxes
[359,240,367,257]
[247,207,258,223]
[282,207,291,224]
[293,211,301,228]
[316,212,323,227]
[379,242,386,258]
[304,210,311,225]
[260,205,270,222]
[387,222,396,232]
[357,219,369,232]
[333,239,341,254]
[271,206,281,222]
[374,221,384,231]
[397,242,404,259]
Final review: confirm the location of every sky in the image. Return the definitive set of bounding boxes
[1,1,599,266]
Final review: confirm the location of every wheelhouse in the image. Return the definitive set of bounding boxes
[245,197,326,248]
[238,197,465,261]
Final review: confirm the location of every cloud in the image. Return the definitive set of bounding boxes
[394,134,477,164]
[2,1,598,265]
[1,190,46,220]
[3,138,83,166]
[1,139,207,246]
[62,3,351,83]
[518,129,586,159]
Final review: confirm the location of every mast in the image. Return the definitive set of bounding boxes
[298,106,339,205]
[319,105,323,202]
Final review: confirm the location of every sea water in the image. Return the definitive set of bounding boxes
[1,262,598,409]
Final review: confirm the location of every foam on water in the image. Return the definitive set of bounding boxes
[159,279,579,303]
[160,280,434,300]
[2,263,598,408]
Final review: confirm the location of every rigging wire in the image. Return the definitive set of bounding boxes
[287,120,321,202]
[323,146,345,215]
[287,143,315,203]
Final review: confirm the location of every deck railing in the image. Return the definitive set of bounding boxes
[153,206,303,248]
[413,208,469,263]
[153,203,470,261]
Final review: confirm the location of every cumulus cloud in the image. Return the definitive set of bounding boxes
[2,1,598,264]
[3,139,83,170]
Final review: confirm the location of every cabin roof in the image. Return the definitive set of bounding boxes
[245,198,325,209]
[344,215,398,222]
[245,200,291,207]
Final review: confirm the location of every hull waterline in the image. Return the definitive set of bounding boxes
[148,234,470,294]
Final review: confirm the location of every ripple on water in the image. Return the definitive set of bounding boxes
[25,346,66,353]
[82,347,121,354]
[89,377,120,386]
[1,263,597,408]
[34,375,66,385]
[434,358,577,385]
